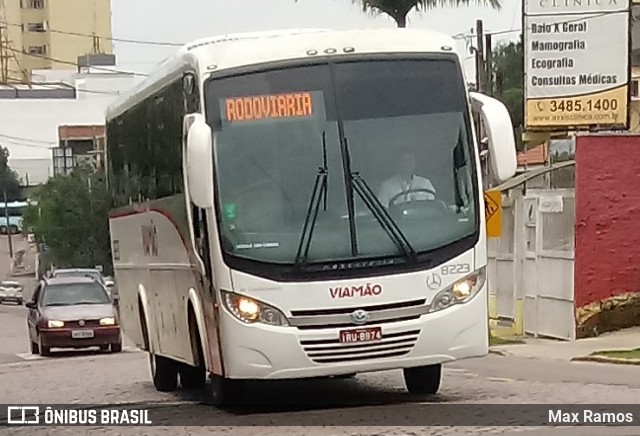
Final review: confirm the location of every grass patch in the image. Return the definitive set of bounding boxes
[489,335,525,346]
[591,348,640,359]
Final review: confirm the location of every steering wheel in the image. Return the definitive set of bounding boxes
[388,188,438,207]
[387,188,449,218]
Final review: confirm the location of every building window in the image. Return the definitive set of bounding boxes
[28,45,46,55]
[27,23,46,32]
[26,0,44,8]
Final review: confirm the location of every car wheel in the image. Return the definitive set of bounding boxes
[38,335,51,357]
[9,225,18,234]
[0,225,6,234]
[17,299,23,306]
[202,374,245,406]
[30,341,39,355]
[403,364,442,395]
[150,353,178,392]
[111,342,123,353]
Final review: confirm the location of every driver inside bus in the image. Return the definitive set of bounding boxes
[377,152,437,209]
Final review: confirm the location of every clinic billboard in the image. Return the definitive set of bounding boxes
[524,0,631,130]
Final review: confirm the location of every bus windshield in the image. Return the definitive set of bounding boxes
[205,58,477,268]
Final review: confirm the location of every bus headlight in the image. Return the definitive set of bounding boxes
[428,267,486,313]
[221,291,289,327]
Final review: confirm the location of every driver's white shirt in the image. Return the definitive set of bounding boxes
[378,174,436,208]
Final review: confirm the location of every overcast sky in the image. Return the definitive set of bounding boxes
[110,0,522,81]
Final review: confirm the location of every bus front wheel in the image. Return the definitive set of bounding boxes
[403,364,441,395]
[150,353,179,392]
[203,374,245,406]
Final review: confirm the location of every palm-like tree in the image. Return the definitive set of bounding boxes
[353,0,501,28]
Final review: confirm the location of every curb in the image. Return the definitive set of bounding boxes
[571,355,640,365]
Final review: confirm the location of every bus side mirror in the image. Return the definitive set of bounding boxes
[185,114,214,209]
[469,92,517,184]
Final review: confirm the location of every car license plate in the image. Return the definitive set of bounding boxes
[72,330,94,339]
[339,327,382,344]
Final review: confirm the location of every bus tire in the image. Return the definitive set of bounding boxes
[403,364,441,395]
[150,353,179,392]
[202,374,245,407]
[180,309,206,390]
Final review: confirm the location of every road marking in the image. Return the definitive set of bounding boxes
[487,376,515,383]
[16,353,43,361]
[16,347,140,361]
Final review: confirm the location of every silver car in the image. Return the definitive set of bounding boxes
[0,280,24,305]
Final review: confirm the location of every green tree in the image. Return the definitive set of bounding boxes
[492,35,524,150]
[0,144,23,201]
[349,0,501,28]
[23,166,113,274]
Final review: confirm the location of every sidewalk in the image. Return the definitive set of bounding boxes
[490,327,640,361]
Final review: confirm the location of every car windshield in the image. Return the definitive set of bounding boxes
[42,283,111,306]
[206,58,476,268]
[54,271,104,283]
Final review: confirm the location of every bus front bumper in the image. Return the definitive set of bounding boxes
[218,286,489,379]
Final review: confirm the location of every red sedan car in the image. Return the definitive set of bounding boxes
[26,276,122,356]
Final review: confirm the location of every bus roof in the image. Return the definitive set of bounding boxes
[106,27,459,121]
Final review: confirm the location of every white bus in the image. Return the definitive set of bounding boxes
[106,28,517,404]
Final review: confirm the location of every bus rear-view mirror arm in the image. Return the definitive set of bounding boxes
[469,92,518,184]
[185,113,214,209]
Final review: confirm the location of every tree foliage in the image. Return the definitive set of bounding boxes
[0,145,23,201]
[349,0,501,27]
[492,35,524,151]
[23,166,113,274]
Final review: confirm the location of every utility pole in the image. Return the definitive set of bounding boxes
[485,33,493,96]
[3,187,12,258]
[475,19,485,93]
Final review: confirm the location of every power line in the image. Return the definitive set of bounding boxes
[0,20,184,47]
[6,46,149,77]
[0,133,54,145]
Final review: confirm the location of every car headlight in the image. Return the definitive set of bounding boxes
[221,291,289,326]
[99,317,116,326]
[428,267,486,313]
[47,320,64,328]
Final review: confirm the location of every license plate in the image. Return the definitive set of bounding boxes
[72,330,94,339]
[339,327,382,344]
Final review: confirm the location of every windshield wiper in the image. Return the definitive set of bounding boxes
[344,138,417,262]
[44,303,71,307]
[294,132,329,267]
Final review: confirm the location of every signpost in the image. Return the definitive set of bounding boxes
[484,190,502,238]
[524,0,631,130]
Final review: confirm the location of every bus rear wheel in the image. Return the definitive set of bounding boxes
[150,353,179,392]
[403,364,442,395]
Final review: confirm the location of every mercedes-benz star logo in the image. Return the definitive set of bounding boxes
[351,309,370,325]
[79,320,85,326]
[426,273,442,290]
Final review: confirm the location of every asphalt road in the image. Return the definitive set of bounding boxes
[0,300,639,435]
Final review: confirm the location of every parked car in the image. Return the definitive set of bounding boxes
[50,268,105,285]
[25,276,122,356]
[0,280,23,305]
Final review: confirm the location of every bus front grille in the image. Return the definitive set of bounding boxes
[288,298,428,329]
[300,329,420,364]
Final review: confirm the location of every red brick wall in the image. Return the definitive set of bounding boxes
[575,134,640,309]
